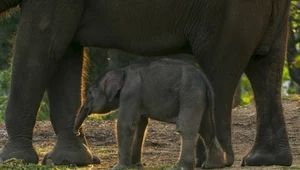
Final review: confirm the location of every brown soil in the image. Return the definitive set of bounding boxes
[0,99,300,169]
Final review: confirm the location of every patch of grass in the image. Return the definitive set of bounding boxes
[111,165,172,170]
[290,165,300,169]
[157,165,173,170]
[0,158,56,170]
[280,165,300,169]
[36,146,52,158]
[97,147,117,155]
[87,110,119,121]
[0,158,99,170]
[282,94,300,101]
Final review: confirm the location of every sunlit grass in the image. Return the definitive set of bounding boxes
[97,147,117,155]
[0,158,100,170]
[0,158,57,170]
[282,94,300,101]
[280,165,300,169]
[87,110,119,121]
[36,146,52,158]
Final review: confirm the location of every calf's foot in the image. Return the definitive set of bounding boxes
[0,139,38,164]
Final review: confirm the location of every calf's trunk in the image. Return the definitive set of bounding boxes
[74,105,90,135]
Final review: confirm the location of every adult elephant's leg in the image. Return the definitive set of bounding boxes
[0,34,47,164]
[0,0,85,164]
[195,54,247,167]
[199,105,225,169]
[242,18,292,166]
[42,43,98,165]
[195,136,206,166]
[203,75,238,167]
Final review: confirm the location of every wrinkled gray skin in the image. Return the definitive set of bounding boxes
[0,0,292,167]
[74,58,225,170]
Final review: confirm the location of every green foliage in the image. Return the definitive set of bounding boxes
[291,55,300,69]
[291,1,300,29]
[283,62,292,82]
[288,1,300,90]
[0,9,20,70]
[240,75,253,105]
[282,62,298,94]
[0,67,11,122]
[38,94,50,121]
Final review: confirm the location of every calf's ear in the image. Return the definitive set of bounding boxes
[104,70,124,101]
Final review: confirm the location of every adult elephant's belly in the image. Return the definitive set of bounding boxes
[75,24,190,56]
[74,0,197,55]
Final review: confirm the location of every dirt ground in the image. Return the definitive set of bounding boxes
[0,99,300,169]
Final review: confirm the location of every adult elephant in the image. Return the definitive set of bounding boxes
[0,0,292,167]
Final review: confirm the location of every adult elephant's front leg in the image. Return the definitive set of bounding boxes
[0,0,85,164]
[0,35,48,164]
[42,42,98,165]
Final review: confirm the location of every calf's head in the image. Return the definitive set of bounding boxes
[74,69,124,134]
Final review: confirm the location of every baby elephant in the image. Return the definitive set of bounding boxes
[74,58,225,170]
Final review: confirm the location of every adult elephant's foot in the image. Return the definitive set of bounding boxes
[0,140,38,164]
[202,156,226,169]
[202,152,226,169]
[42,137,100,166]
[241,144,292,166]
[196,149,232,167]
[224,150,234,166]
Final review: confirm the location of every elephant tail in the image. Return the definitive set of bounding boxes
[203,74,216,137]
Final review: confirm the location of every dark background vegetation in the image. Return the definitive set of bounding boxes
[1,1,300,122]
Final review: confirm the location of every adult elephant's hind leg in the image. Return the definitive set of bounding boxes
[199,105,225,169]
[42,43,99,166]
[197,62,243,167]
[242,18,292,167]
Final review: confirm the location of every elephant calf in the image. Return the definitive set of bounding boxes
[74,58,225,170]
